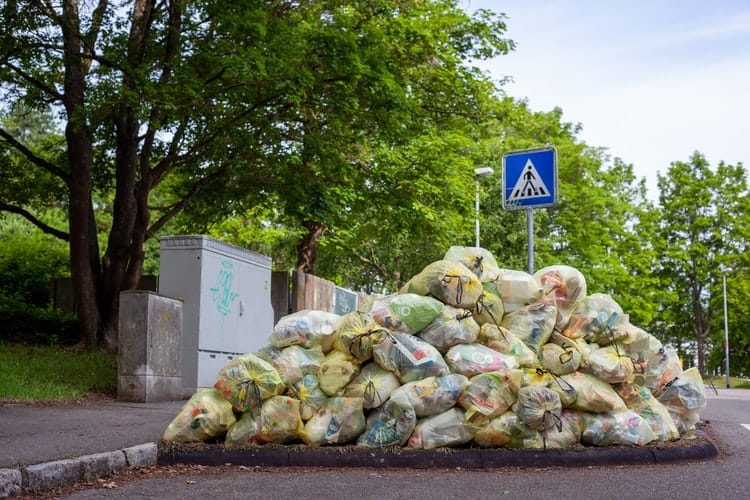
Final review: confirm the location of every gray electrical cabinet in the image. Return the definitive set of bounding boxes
[158,235,274,394]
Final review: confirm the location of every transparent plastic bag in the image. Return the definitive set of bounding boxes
[370,293,445,334]
[254,395,304,444]
[560,371,627,413]
[617,383,679,441]
[657,367,707,438]
[459,370,522,424]
[269,309,342,352]
[534,265,587,330]
[484,269,544,314]
[580,410,656,446]
[419,305,479,353]
[514,385,562,432]
[407,408,477,450]
[163,389,237,443]
[443,246,501,282]
[540,342,581,375]
[562,293,624,342]
[319,350,361,397]
[303,397,366,445]
[473,411,543,449]
[288,374,327,421]
[334,313,388,363]
[644,345,683,397]
[389,373,469,417]
[472,291,505,327]
[401,260,484,309]
[343,362,401,409]
[356,394,417,448]
[501,302,557,352]
[581,344,636,384]
[214,353,286,413]
[255,344,324,386]
[477,324,537,368]
[444,343,519,377]
[372,331,449,383]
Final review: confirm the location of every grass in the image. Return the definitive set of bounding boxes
[704,375,750,389]
[0,342,116,402]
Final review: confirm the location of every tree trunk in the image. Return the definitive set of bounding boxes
[62,0,100,349]
[296,220,326,274]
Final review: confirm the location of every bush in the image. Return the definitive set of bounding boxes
[0,296,79,345]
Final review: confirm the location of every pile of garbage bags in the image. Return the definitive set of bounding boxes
[163,246,707,450]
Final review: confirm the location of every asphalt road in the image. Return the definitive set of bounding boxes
[51,388,750,500]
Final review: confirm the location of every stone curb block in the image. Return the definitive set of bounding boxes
[0,443,157,497]
[0,468,22,498]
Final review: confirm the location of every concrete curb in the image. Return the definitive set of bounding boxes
[0,443,156,498]
[158,431,718,469]
[0,434,718,497]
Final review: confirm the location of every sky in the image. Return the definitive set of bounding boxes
[463,0,750,199]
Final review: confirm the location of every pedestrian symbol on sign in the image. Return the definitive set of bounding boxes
[508,159,550,202]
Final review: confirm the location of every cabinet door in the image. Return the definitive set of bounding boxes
[198,253,243,352]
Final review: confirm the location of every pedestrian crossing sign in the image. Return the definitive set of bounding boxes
[502,147,558,210]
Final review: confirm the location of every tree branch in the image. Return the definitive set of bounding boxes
[0,127,70,181]
[0,202,70,240]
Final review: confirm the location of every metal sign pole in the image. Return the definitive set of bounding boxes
[526,208,534,274]
[724,274,730,388]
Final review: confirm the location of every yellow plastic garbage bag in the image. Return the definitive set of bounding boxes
[255,344,324,386]
[372,331,450,383]
[443,246,502,282]
[389,373,469,417]
[514,385,562,432]
[562,293,624,342]
[540,342,581,376]
[644,345,683,397]
[334,312,388,362]
[343,362,401,409]
[289,373,327,421]
[401,260,484,309]
[560,371,627,413]
[419,305,480,353]
[459,370,522,425]
[269,309,342,353]
[163,389,237,443]
[484,269,544,314]
[473,411,543,449]
[534,265,587,330]
[444,343,519,377]
[477,324,537,368]
[303,397,366,445]
[254,395,304,444]
[214,353,286,413]
[318,350,361,397]
[472,290,505,328]
[581,344,636,384]
[617,383,679,441]
[580,409,656,447]
[501,302,557,352]
[656,367,707,438]
[407,408,478,450]
[356,394,417,448]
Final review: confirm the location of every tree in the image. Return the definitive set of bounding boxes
[0,0,515,350]
[655,152,749,373]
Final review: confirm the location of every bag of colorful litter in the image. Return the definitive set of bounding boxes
[334,312,388,362]
[657,367,707,438]
[372,331,450,383]
[214,353,286,413]
[501,302,557,351]
[540,342,581,375]
[370,294,444,334]
[356,394,417,448]
[269,309,342,352]
[343,362,401,409]
[459,370,522,424]
[303,397,366,445]
[163,389,237,443]
[473,411,543,449]
[318,350,361,396]
[389,373,469,417]
[288,374,327,421]
[401,260,484,308]
[254,395,304,444]
[580,410,656,446]
[562,293,625,342]
[255,344,324,386]
[581,344,636,384]
[522,368,578,408]
[407,408,477,450]
[560,371,627,413]
[224,411,260,446]
[443,246,501,282]
[541,409,582,449]
[644,345,683,397]
[617,383,679,441]
[477,324,537,368]
[484,269,544,314]
[444,343,519,377]
[514,385,562,432]
[534,265,587,329]
[419,305,480,353]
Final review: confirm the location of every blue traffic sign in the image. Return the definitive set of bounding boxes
[502,147,558,210]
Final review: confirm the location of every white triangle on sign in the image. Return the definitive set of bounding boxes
[508,159,550,202]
